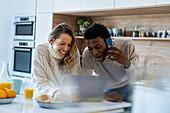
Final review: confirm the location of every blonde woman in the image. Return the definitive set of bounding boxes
[33,23,80,97]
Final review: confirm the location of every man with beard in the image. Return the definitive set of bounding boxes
[81,23,141,102]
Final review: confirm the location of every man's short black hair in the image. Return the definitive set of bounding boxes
[84,23,110,40]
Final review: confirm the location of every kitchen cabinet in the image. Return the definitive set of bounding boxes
[53,0,80,12]
[37,0,53,13]
[156,0,170,5]
[0,0,13,64]
[81,0,114,11]
[115,0,155,8]
[35,13,53,47]
[13,0,36,16]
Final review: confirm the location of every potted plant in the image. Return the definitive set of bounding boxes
[76,19,92,36]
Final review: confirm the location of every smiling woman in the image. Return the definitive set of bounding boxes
[49,33,72,59]
[32,23,81,98]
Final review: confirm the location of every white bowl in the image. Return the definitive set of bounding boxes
[36,99,78,109]
[0,97,16,104]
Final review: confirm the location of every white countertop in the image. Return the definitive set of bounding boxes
[132,85,170,113]
[0,94,131,113]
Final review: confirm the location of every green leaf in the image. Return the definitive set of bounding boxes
[77,19,84,25]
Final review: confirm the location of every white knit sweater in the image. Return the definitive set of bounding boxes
[32,43,81,97]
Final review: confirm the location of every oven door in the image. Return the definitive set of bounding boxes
[12,47,33,78]
[14,22,35,40]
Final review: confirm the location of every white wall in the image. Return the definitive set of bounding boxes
[0,0,13,69]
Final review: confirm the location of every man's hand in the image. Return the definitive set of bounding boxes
[106,46,131,69]
[105,91,123,102]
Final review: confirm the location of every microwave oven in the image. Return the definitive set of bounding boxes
[14,16,36,40]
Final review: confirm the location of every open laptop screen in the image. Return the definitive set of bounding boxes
[61,75,108,102]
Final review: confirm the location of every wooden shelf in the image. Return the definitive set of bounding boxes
[75,36,84,39]
[75,36,170,41]
[54,4,170,17]
[112,37,170,41]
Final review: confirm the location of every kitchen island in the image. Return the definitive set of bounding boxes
[0,94,131,113]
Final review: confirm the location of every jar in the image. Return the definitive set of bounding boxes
[133,31,139,37]
[0,61,12,89]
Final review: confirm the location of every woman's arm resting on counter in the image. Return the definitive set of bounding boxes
[32,48,61,97]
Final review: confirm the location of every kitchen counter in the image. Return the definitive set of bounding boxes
[132,85,170,113]
[0,94,131,113]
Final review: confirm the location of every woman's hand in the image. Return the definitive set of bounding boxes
[105,91,123,102]
[52,90,61,98]
[106,46,131,69]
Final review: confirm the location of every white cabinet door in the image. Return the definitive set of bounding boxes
[53,0,80,12]
[35,13,53,47]
[115,0,155,8]
[37,0,53,13]
[81,0,114,11]
[14,0,36,16]
[0,0,13,62]
[156,0,170,5]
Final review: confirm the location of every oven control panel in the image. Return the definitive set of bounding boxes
[14,16,35,22]
[13,41,34,48]
[19,42,28,46]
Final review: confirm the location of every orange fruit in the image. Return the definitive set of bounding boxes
[0,83,5,90]
[6,89,16,98]
[4,88,9,92]
[0,89,7,98]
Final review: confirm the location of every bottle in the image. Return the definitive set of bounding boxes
[139,31,145,37]
[0,61,12,89]
[133,26,139,37]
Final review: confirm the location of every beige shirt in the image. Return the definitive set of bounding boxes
[82,38,141,89]
[32,43,81,96]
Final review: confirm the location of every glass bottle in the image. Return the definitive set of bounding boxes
[133,26,139,37]
[0,61,12,89]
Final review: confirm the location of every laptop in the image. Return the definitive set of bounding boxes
[60,75,108,102]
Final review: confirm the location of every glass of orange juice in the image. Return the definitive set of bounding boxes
[24,77,34,99]
[24,89,34,99]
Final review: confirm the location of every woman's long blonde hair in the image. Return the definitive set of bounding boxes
[48,23,77,66]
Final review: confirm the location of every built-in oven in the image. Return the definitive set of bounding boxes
[14,16,36,40]
[12,40,34,78]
